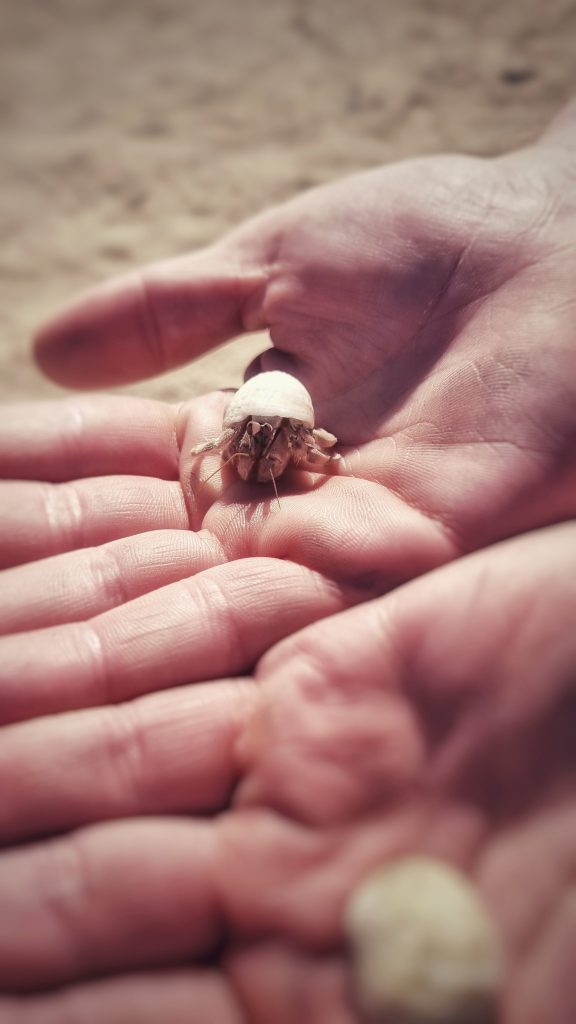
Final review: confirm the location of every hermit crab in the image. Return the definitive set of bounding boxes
[190,371,339,491]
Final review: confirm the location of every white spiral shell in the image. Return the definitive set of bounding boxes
[223,371,315,429]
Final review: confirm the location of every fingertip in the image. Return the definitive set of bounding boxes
[33,274,158,389]
[33,253,270,389]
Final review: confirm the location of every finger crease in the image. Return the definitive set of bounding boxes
[187,576,248,675]
[79,621,113,708]
[38,836,95,977]
[101,702,150,811]
[89,546,130,611]
[44,482,84,554]
[138,271,170,375]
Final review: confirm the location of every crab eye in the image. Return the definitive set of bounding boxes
[247,421,262,435]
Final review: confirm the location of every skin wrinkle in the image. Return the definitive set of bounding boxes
[497,154,573,238]
[462,161,533,244]
[87,544,130,612]
[44,481,84,554]
[427,206,552,334]
[414,240,473,340]
[97,702,150,816]
[211,686,258,811]
[183,573,241,669]
[82,620,114,709]
[203,499,268,562]
[54,399,89,484]
[34,837,95,984]
[137,270,171,376]
[378,418,557,550]
[194,527,229,567]
[369,466,468,557]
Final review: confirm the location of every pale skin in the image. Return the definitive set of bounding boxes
[0,99,575,1021]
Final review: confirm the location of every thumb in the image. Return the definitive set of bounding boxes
[34,245,267,388]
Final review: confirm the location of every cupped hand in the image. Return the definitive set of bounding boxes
[1,523,574,1023]
[34,98,576,569]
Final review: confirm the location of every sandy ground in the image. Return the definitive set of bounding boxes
[1,0,575,404]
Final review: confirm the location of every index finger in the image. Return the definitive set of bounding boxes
[34,250,266,389]
[0,395,181,482]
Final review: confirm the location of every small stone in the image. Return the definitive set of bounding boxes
[499,66,536,85]
[344,857,503,1024]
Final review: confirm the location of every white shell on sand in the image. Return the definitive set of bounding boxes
[223,371,315,428]
[344,857,503,1024]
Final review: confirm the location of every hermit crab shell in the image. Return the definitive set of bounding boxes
[223,371,315,429]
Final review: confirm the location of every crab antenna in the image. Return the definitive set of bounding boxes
[202,451,247,484]
[269,466,281,510]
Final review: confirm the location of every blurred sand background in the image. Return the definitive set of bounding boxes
[1,0,575,404]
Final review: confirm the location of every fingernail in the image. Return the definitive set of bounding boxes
[344,856,503,1024]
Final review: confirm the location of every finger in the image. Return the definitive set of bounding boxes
[478,803,576,1024]
[1,970,244,1024]
[34,249,267,388]
[0,819,220,992]
[0,530,224,634]
[201,472,455,594]
[0,807,429,995]
[0,811,345,994]
[0,679,256,844]
[0,557,353,724]
[229,942,354,1024]
[0,395,182,483]
[236,523,576,825]
[0,476,189,568]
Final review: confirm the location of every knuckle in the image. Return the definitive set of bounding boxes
[43,482,84,553]
[87,546,129,611]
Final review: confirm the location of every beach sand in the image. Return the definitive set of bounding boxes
[1,0,575,403]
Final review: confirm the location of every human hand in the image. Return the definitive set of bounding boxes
[34,99,576,580]
[0,392,364,724]
[1,523,574,1022]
